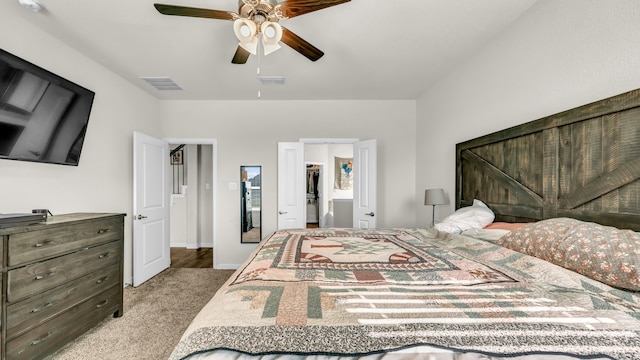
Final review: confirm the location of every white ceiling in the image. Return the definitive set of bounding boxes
[4,0,538,100]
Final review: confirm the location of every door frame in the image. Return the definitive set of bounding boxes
[164,138,218,268]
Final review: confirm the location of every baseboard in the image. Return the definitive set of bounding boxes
[171,243,213,249]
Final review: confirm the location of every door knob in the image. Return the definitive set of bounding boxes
[136,214,148,220]
[365,212,375,217]
[278,211,288,215]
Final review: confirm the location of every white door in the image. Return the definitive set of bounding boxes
[353,139,377,228]
[277,142,305,229]
[133,132,170,287]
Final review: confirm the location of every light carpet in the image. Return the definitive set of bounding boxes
[46,268,235,360]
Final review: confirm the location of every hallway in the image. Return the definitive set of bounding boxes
[170,248,213,268]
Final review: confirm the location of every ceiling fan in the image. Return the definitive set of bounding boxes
[154,0,351,64]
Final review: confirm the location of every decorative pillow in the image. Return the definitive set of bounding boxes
[497,218,640,291]
[484,222,530,231]
[435,199,495,234]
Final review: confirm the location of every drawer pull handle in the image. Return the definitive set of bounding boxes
[31,332,53,346]
[98,252,111,259]
[97,228,110,234]
[96,299,109,308]
[96,276,110,284]
[34,239,54,247]
[31,301,54,313]
[34,271,55,280]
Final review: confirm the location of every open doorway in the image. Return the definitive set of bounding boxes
[165,139,217,268]
[304,142,354,228]
[278,139,376,230]
[305,163,323,228]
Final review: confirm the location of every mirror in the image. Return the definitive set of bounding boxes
[241,166,262,243]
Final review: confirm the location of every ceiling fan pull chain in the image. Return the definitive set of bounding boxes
[257,32,262,76]
[257,34,261,99]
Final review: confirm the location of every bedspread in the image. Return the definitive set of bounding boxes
[170,228,640,360]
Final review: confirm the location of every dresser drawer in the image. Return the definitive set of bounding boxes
[6,263,120,337]
[8,217,122,266]
[6,285,121,360]
[7,241,121,302]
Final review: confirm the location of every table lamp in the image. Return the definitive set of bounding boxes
[424,188,447,227]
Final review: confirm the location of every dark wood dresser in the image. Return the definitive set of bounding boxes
[0,213,125,360]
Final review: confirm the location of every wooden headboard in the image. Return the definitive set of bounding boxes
[456,88,640,232]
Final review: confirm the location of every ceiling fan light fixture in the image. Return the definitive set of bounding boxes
[234,18,257,40]
[239,25,252,38]
[153,0,352,64]
[238,39,258,55]
[261,21,282,56]
[234,18,258,55]
[261,21,282,40]
[262,42,281,56]
[264,27,275,38]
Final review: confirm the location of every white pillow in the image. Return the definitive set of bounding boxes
[434,199,495,234]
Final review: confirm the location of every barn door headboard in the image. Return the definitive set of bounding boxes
[456,88,640,231]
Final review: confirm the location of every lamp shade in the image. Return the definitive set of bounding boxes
[234,19,258,55]
[261,21,282,56]
[424,188,447,206]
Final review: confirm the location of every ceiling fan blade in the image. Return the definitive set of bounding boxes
[281,28,324,62]
[278,0,351,19]
[231,46,251,64]
[154,3,235,21]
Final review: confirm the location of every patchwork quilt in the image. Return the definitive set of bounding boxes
[170,228,640,360]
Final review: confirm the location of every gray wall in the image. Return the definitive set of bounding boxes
[415,0,640,227]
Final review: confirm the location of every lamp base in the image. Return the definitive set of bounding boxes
[431,204,436,227]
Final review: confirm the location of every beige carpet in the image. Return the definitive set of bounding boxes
[46,268,235,360]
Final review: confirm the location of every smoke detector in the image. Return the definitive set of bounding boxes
[18,0,43,12]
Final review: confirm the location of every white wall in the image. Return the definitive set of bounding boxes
[0,13,163,284]
[415,0,640,226]
[158,100,417,268]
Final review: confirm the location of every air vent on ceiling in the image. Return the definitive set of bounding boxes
[258,76,286,86]
[140,77,182,91]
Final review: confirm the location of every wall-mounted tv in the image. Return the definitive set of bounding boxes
[0,49,95,166]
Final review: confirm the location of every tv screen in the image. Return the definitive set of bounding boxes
[0,49,94,166]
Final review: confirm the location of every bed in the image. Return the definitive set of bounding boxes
[169,88,640,360]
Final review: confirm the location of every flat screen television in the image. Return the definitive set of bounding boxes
[0,49,95,166]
